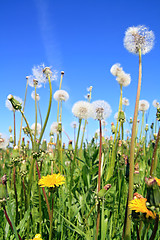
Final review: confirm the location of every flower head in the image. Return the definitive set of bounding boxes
[30,234,43,240]
[152,100,160,109]
[38,173,65,188]
[129,198,156,219]
[122,97,129,106]
[71,121,78,128]
[124,25,155,55]
[50,122,59,134]
[116,71,131,87]
[31,123,41,135]
[110,63,123,76]
[72,101,92,120]
[139,100,150,112]
[31,91,40,101]
[53,90,69,102]
[6,95,23,111]
[91,100,112,120]
[0,133,9,149]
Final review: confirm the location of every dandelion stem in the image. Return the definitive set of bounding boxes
[150,127,160,176]
[124,49,142,240]
[38,75,52,147]
[13,110,16,147]
[18,78,28,148]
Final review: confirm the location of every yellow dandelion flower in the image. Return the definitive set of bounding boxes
[38,173,65,188]
[129,198,156,219]
[155,177,160,187]
[30,234,43,240]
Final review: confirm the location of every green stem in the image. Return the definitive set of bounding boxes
[18,78,28,148]
[34,86,37,150]
[38,75,52,147]
[13,110,16,147]
[124,49,142,240]
[150,127,160,176]
[49,190,54,240]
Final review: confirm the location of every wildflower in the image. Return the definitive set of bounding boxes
[31,123,41,135]
[38,173,65,188]
[6,95,23,111]
[31,91,40,101]
[110,63,123,76]
[30,234,43,240]
[139,100,150,112]
[33,64,57,83]
[154,177,160,187]
[129,198,156,219]
[71,121,78,128]
[28,76,42,88]
[72,101,92,120]
[50,122,59,134]
[116,71,131,87]
[122,97,129,106]
[0,133,9,149]
[124,25,155,55]
[53,90,69,102]
[91,100,112,120]
[152,99,160,109]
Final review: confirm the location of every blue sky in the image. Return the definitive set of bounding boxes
[0,0,160,144]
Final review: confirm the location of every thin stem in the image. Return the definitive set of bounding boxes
[38,101,43,128]
[20,110,34,147]
[96,119,102,239]
[34,86,37,150]
[149,214,159,240]
[38,75,52,147]
[150,127,160,176]
[49,190,54,240]
[13,110,16,147]
[124,49,142,240]
[18,78,28,148]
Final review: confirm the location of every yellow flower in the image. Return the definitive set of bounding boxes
[30,234,43,240]
[155,177,160,186]
[38,173,65,188]
[129,198,156,219]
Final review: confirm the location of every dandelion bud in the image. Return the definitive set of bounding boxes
[9,126,12,133]
[97,184,111,198]
[111,123,116,134]
[129,117,133,124]
[118,110,126,123]
[9,135,13,143]
[61,71,64,75]
[43,67,52,77]
[145,124,149,132]
[156,107,160,121]
[150,122,154,129]
[7,94,22,111]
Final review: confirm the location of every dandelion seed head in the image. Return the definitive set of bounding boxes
[124,25,155,55]
[110,63,123,76]
[122,97,129,106]
[139,100,150,112]
[31,91,40,101]
[91,100,112,120]
[72,101,92,119]
[152,99,160,109]
[50,122,59,134]
[116,71,131,87]
[31,123,41,135]
[71,121,78,128]
[53,90,69,102]
[0,133,9,149]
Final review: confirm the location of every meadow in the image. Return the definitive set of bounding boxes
[0,25,160,240]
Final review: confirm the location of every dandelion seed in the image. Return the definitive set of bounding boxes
[124,25,155,55]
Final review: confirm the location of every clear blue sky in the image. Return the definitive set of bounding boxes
[0,0,160,144]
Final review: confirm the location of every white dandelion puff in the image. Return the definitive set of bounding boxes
[31,91,40,101]
[53,90,69,102]
[124,25,155,55]
[110,63,123,76]
[139,100,150,112]
[91,100,112,120]
[72,101,92,120]
[31,123,41,135]
[122,97,129,106]
[152,99,160,109]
